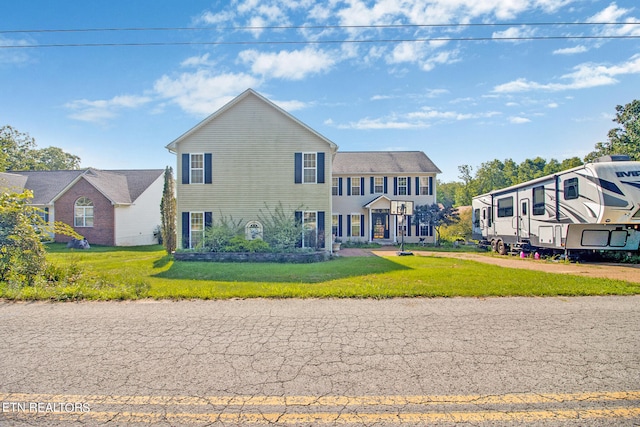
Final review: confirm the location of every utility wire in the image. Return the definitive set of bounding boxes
[1,35,639,49]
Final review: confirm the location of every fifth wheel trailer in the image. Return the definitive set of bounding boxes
[471,155,640,255]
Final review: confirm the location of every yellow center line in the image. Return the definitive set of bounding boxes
[1,390,639,406]
[8,408,640,424]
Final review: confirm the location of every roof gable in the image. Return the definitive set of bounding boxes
[3,169,163,205]
[166,88,338,152]
[333,151,441,175]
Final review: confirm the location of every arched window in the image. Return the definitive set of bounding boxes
[74,197,94,227]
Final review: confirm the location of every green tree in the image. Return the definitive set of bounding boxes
[413,203,459,246]
[160,166,177,254]
[517,157,547,182]
[454,165,476,206]
[436,180,462,207]
[0,190,46,286]
[1,125,80,171]
[585,100,640,161]
[474,159,508,194]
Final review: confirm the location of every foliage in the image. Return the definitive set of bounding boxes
[585,100,640,162]
[0,190,47,286]
[258,202,302,252]
[197,216,244,252]
[413,204,460,246]
[160,166,177,254]
[439,206,473,242]
[0,125,81,171]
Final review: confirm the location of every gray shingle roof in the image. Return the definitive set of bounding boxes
[332,151,441,175]
[0,169,163,205]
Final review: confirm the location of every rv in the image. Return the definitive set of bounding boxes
[471,155,640,255]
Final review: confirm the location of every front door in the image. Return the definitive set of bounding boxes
[372,212,389,239]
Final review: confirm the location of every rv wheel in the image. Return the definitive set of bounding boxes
[497,240,508,255]
[491,240,497,252]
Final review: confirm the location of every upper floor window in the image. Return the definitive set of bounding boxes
[397,177,408,195]
[351,177,361,196]
[190,153,204,184]
[303,153,317,183]
[419,177,430,195]
[74,197,94,227]
[374,177,384,193]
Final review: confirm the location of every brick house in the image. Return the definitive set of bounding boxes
[0,168,164,246]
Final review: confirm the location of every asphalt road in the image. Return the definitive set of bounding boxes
[0,297,639,426]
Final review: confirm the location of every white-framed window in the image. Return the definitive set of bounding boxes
[419,223,432,237]
[302,211,317,248]
[351,177,361,196]
[190,153,204,184]
[419,177,430,195]
[332,177,339,196]
[350,215,361,237]
[303,153,317,183]
[74,197,94,227]
[190,212,205,248]
[332,214,339,237]
[397,177,408,195]
[374,177,384,193]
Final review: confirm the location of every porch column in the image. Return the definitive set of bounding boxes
[368,208,372,242]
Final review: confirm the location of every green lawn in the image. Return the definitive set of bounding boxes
[1,243,639,301]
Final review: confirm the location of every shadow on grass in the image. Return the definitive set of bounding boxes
[153,256,410,284]
[45,243,164,254]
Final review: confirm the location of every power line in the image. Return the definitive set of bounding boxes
[1,35,638,49]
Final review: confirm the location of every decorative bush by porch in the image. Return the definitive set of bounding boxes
[174,251,329,263]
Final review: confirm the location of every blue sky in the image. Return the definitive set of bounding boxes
[1,1,639,182]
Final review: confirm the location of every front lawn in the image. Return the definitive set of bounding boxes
[1,244,638,301]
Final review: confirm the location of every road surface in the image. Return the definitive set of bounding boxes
[1,297,639,426]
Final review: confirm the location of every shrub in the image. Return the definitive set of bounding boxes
[258,202,302,252]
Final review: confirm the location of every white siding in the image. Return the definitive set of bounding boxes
[114,175,164,246]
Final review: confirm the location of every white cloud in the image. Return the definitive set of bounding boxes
[272,99,308,111]
[336,107,500,129]
[154,70,259,116]
[492,25,537,41]
[238,47,337,80]
[493,54,640,93]
[195,10,236,25]
[553,45,588,55]
[509,116,531,124]
[65,95,152,124]
[588,3,640,37]
[0,36,31,65]
[180,53,216,68]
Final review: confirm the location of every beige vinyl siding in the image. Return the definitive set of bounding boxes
[176,93,333,248]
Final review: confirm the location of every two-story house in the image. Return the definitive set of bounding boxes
[166,89,338,251]
[332,151,440,244]
[167,89,441,252]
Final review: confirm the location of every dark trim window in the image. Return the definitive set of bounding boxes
[497,197,513,217]
[564,178,579,200]
[533,186,545,216]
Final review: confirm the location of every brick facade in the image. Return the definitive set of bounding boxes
[54,178,115,246]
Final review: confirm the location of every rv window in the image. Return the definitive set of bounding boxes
[533,186,545,216]
[497,197,513,217]
[521,202,527,215]
[473,209,480,227]
[564,178,578,200]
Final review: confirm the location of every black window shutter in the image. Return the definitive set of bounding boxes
[182,212,190,248]
[182,154,190,184]
[294,153,302,184]
[205,212,213,228]
[294,211,303,247]
[338,177,343,196]
[416,177,420,196]
[394,177,398,196]
[317,152,325,183]
[384,177,388,193]
[370,177,374,194]
[338,215,343,237]
[317,211,325,248]
[44,207,50,222]
[346,215,351,237]
[347,178,351,196]
[407,215,412,236]
[360,214,365,237]
[407,177,411,196]
[429,176,433,195]
[204,153,213,184]
[360,177,365,196]
[415,223,420,236]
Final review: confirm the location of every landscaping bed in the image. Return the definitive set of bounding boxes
[173,251,330,263]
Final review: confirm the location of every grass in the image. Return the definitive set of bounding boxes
[0,243,638,301]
